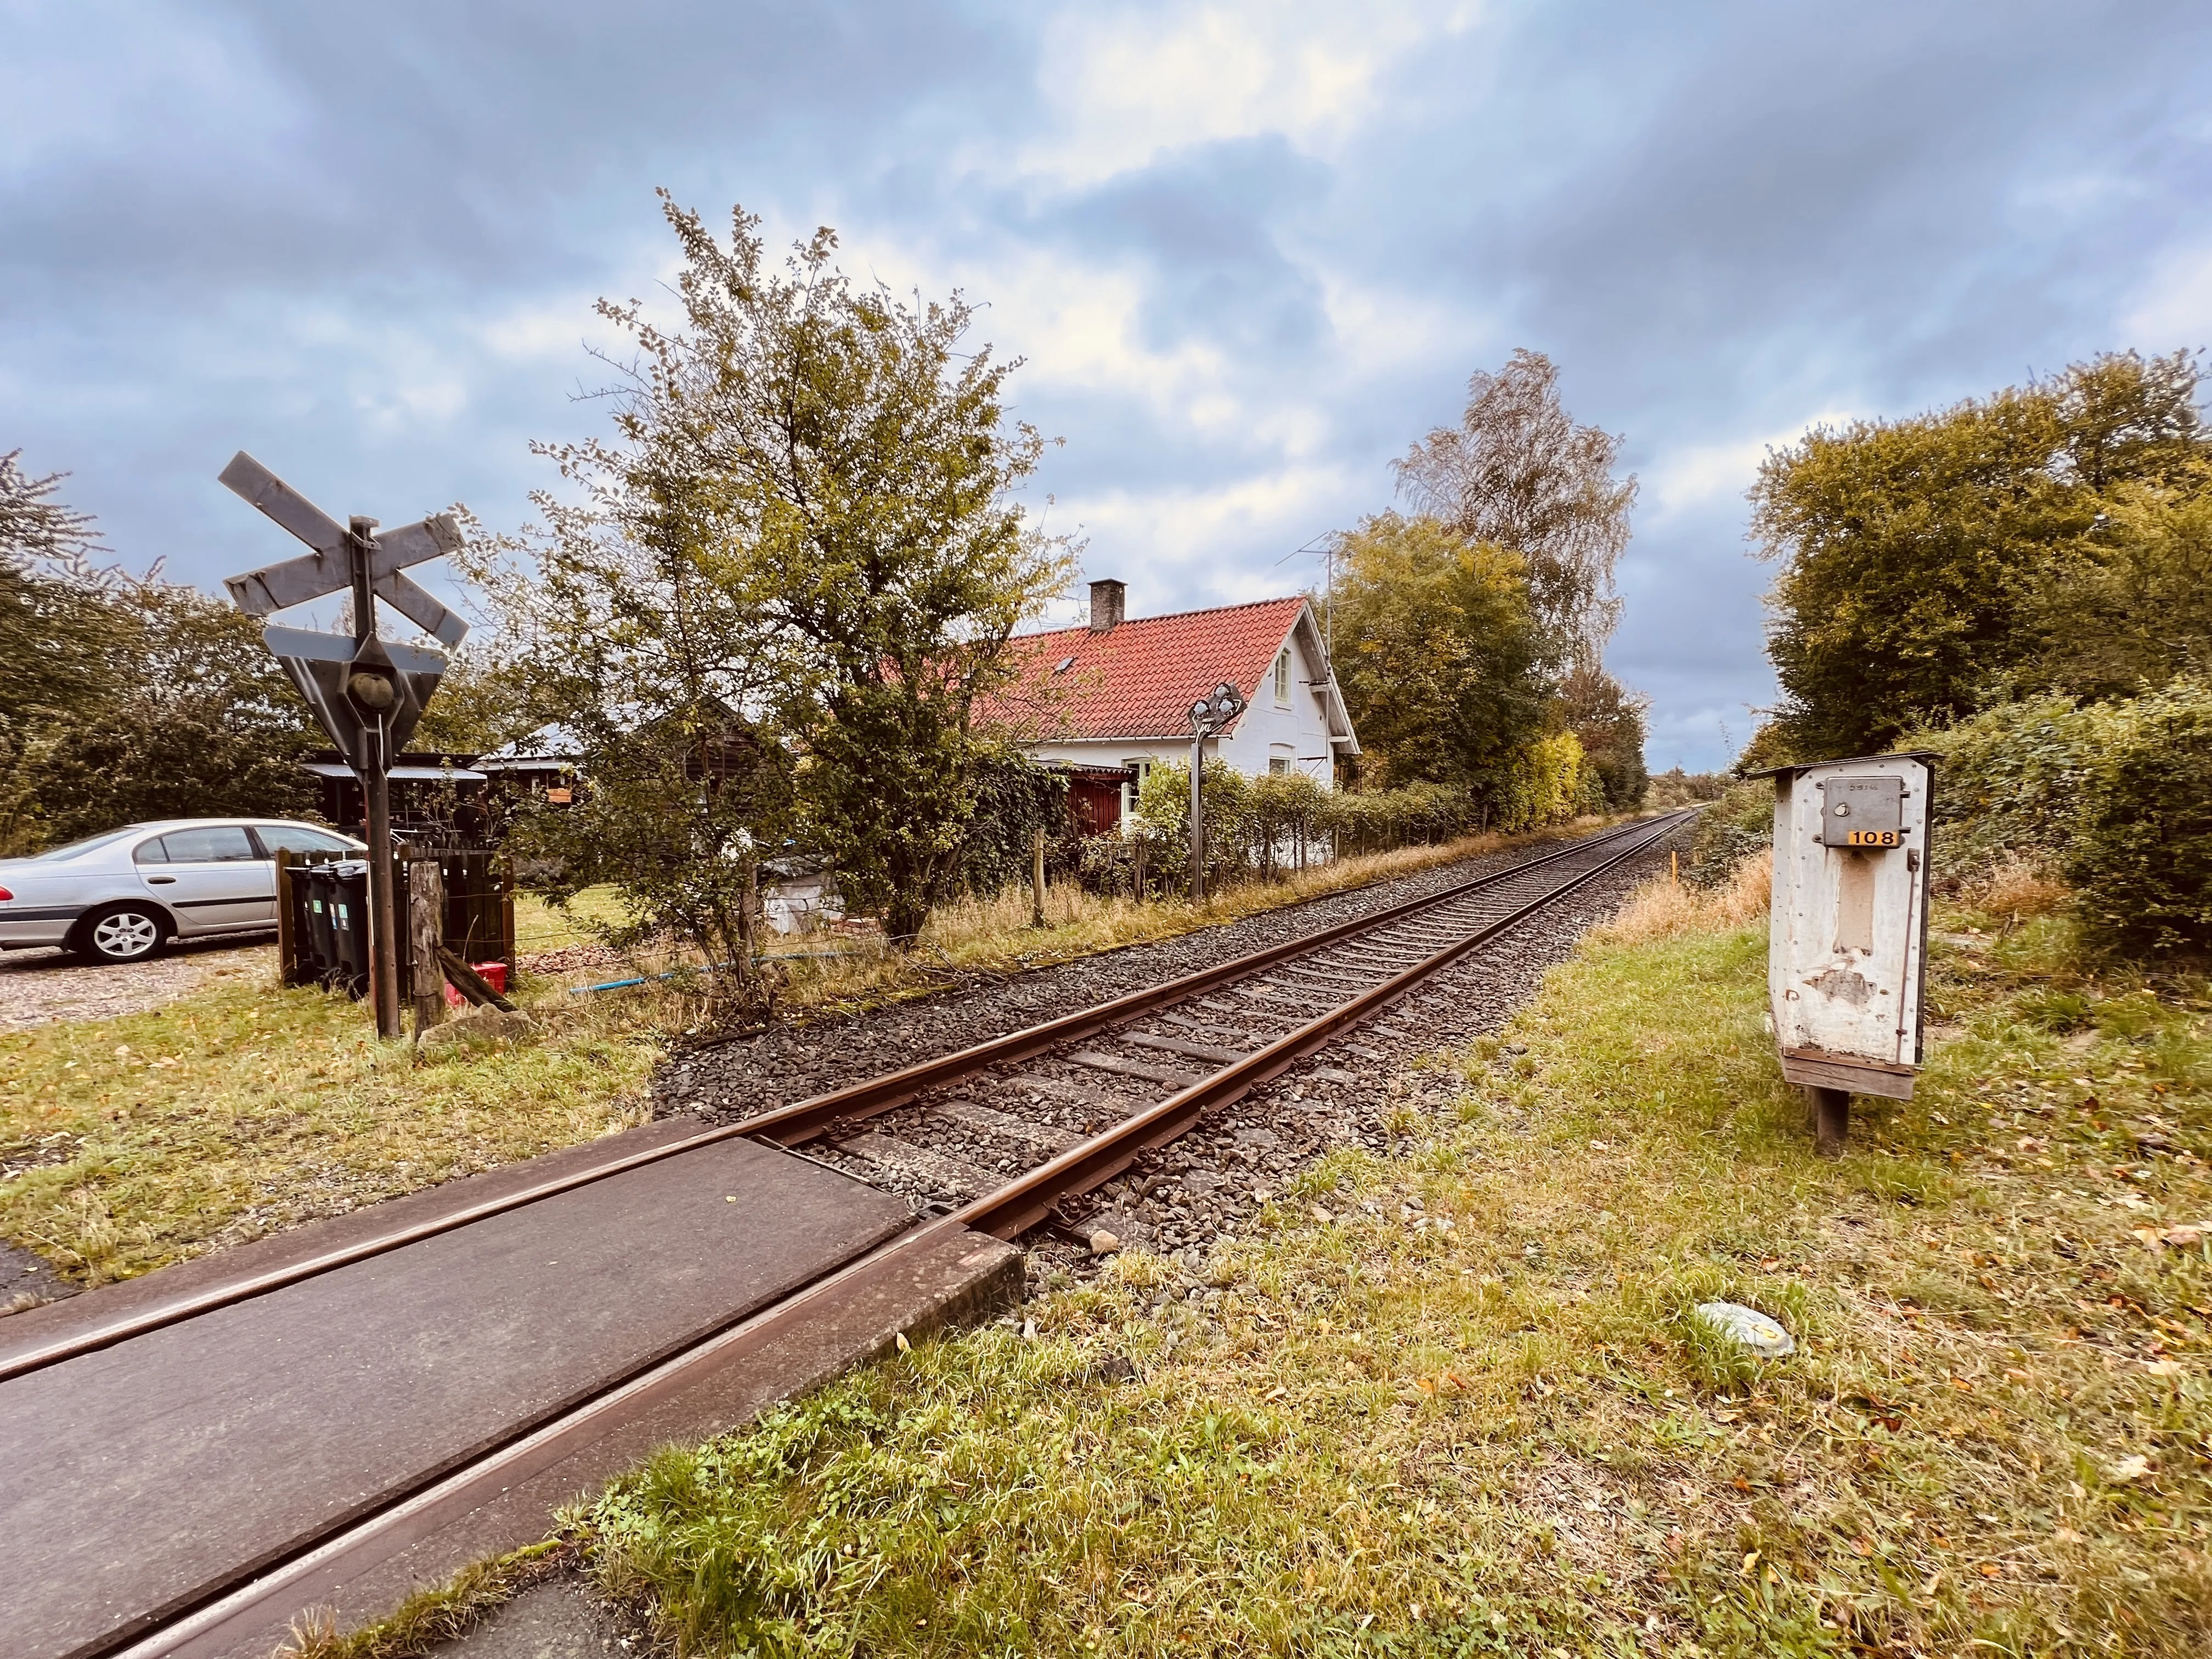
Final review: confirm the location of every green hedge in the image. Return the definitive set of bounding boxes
[2065,684,2212,957]
[1915,680,2212,959]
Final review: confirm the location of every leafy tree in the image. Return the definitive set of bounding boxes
[18,577,316,845]
[2,454,120,843]
[408,646,550,759]
[1558,659,1649,809]
[1752,349,2207,757]
[478,194,1071,951]
[2023,462,2212,701]
[509,699,797,1018]
[1645,766,1729,808]
[1393,349,1637,664]
[1329,513,1550,799]
[3,459,319,851]
[0,448,102,567]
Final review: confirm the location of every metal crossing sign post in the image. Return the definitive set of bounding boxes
[219,452,467,1039]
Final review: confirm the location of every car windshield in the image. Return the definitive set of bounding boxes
[27,828,144,862]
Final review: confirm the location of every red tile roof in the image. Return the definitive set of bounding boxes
[977,596,1308,741]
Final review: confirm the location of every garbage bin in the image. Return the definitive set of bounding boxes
[295,860,372,997]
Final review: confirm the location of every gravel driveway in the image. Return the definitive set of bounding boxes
[0,938,278,1031]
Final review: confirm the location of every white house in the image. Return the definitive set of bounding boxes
[980,580,1361,825]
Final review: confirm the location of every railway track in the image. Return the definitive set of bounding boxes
[7,811,1688,1659]
[753,808,1692,1237]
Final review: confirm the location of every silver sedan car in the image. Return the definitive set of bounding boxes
[0,819,365,963]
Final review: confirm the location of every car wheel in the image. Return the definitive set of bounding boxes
[76,904,168,963]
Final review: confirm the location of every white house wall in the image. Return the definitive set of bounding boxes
[1025,624,1342,791]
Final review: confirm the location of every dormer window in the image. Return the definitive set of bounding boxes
[1273,648,1292,704]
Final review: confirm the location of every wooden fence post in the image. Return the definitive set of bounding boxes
[1031,826,1047,928]
[274,850,297,986]
[408,859,445,1038]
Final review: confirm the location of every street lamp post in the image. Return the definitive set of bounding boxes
[1187,680,1248,905]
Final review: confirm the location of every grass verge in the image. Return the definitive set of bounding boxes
[274,1540,577,1659]
[565,865,2211,1657]
[0,970,665,1285]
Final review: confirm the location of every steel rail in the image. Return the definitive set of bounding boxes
[956,809,1688,1238]
[81,811,1687,1659]
[0,814,1673,1384]
[727,812,1674,1147]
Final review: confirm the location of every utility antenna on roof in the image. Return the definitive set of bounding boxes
[1272,532,1335,660]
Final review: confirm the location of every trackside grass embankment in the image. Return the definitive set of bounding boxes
[563,867,2210,1657]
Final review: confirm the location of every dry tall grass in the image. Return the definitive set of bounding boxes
[1594,848,1770,945]
[1962,856,2072,921]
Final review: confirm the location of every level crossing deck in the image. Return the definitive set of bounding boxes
[0,1123,950,1659]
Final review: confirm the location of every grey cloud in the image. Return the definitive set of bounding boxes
[8,1,2212,768]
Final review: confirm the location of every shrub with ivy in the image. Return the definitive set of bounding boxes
[2064,681,2212,958]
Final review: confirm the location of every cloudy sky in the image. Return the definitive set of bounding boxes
[6,1,2210,768]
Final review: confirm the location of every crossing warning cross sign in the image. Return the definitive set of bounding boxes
[221,451,467,646]
[218,452,466,769]
[219,450,470,1039]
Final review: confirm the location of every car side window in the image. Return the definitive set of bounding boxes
[252,826,353,856]
[156,827,259,863]
[132,838,169,865]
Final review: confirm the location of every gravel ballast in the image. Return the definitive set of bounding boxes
[659,825,1664,1126]
[656,820,1694,1299]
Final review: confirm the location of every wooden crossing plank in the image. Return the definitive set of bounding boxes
[0,1137,910,1659]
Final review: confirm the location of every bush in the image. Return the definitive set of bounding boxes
[952,751,1068,897]
[1900,680,2212,959]
[1916,694,2118,884]
[1684,778,1773,885]
[2064,681,2212,958]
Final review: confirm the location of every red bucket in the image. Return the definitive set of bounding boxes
[443,960,511,1008]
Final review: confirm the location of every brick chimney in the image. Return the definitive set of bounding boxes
[1088,578,1126,633]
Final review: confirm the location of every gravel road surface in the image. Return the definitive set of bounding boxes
[0,938,275,1030]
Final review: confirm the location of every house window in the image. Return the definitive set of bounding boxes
[1121,758,1152,822]
[1273,648,1291,704]
[1268,758,1290,775]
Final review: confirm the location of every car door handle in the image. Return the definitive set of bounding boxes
[145,876,177,884]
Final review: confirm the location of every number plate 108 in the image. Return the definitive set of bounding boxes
[1844,829,1900,848]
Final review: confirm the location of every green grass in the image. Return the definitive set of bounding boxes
[0,970,663,1284]
[514,884,633,955]
[274,1541,577,1659]
[566,881,2212,1657]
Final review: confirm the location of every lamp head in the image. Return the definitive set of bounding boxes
[347,668,397,713]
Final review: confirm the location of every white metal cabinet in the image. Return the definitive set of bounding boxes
[1763,753,1936,1142]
